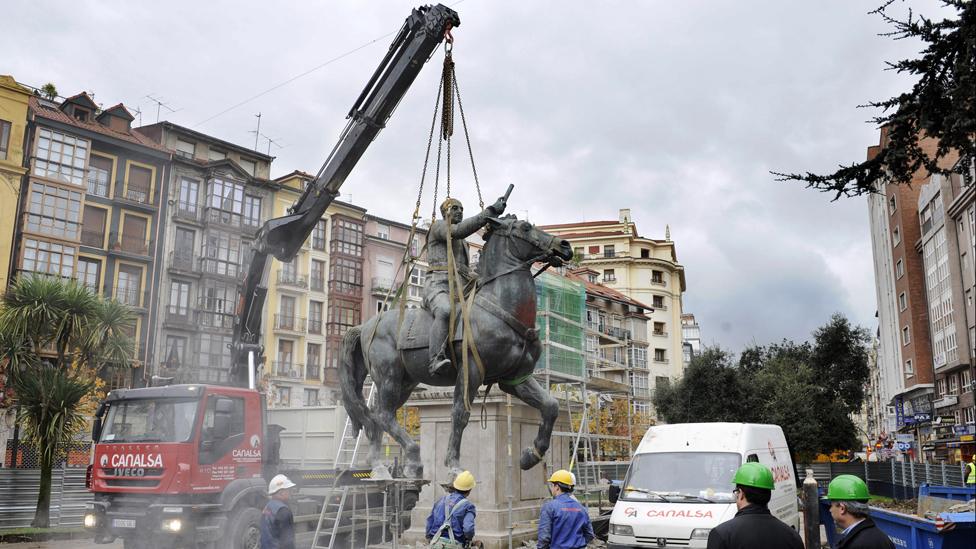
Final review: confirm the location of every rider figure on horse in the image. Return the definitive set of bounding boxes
[425,195,508,377]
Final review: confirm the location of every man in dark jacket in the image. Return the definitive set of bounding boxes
[260,474,296,549]
[826,474,894,549]
[706,462,803,549]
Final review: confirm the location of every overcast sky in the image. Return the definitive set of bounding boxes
[3,0,945,352]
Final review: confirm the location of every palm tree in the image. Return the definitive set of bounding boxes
[0,275,135,527]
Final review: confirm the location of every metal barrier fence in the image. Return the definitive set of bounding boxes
[0,468,91,528]
[799,461,969,500]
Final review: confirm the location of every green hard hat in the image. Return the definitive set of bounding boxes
[825,474,870,502]
[732,462,775,491]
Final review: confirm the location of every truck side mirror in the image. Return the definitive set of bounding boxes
[212,399,234,440]
[91,416,103,442]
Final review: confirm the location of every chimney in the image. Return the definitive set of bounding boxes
[619,208,631,224]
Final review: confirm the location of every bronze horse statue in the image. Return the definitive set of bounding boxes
[339,215,574,478]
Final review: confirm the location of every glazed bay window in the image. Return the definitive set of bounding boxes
[202,230,241,277]
[124,164,153,204]
[208,178,244,226]
[329,256,362,295]
[331,217,364,257]
[87,155,112,197]
[22,239,75,277]
[33,128,89,185]
[327,298,361,336]
[25,182,83,240]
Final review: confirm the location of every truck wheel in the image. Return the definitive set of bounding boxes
[220,507,262,549]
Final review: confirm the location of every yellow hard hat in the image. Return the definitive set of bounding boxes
[548,469,575,486]
[453,470,475,491]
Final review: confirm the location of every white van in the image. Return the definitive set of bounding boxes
[607,423,799,549]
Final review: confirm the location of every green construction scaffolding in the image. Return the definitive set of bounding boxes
[535,271,586,379]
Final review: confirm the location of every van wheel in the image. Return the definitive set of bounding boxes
[220,507,262,549]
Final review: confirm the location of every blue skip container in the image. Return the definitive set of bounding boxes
[820,500,975,549]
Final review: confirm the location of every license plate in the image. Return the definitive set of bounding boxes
[112,518,136,529]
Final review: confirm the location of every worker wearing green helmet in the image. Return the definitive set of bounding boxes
[706,462,802,549]
[824,474,894,549]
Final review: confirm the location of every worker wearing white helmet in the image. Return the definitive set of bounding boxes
[260,474,296,549]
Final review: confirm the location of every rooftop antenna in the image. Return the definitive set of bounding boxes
[145,94,176,123]
[262,134,283,155]
[132,106,143,126]
[249,113,262,151]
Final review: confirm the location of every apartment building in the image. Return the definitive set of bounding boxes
[0,76,31,290]
[542,209,687,402]
[681,313,702,366]
[14,92,171,388]
[362,214,426,316]
[137,121,274,386]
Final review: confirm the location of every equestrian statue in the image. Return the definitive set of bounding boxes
[339,192,574,479]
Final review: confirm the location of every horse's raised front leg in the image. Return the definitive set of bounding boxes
[499,376,559,470]
[443,358,483,473]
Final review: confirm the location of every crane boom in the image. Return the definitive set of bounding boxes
[231,4,460,386]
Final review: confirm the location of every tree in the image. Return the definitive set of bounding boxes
[774,1,975,198]
[653,348,757,424]
[810,313,872,414]
[0,275,134,527]
[40,83,57,101]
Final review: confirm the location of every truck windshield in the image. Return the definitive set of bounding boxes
[621,452,741,503]
[99,398,199,443]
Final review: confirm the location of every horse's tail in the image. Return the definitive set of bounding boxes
[338,326,374,438]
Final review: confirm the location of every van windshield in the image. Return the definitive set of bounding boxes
[622,452,741,503]
[100,398,199,443]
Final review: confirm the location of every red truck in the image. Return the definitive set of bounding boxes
[82,4,459,548]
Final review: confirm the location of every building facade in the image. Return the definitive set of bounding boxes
[680,313,702,366]
[15,92,171,388]
[137,121,274,386]
[542,208,687,403]
[362,213,426,317]
[0,76,31,291]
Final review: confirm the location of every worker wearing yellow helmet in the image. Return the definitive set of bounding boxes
[426,470,478,548]
[538,470,594,549]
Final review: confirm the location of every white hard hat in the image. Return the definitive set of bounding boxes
[268,474,296,495]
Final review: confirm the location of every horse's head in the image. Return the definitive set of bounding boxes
[482,215,574,269]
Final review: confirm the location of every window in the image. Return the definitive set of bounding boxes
[81,205,106,247]
[176,138,196,159]
[938,378,947,397]
[641,248,650,259]
[408,267,426,299]
[628,346,647,369]
[410,236,421,258]
[327,298,361,336]
[904,359,913,375]
[202,230,241,276]
[654,348,666,362]
[22,239,75,277]
[603,269,616,282]
[163,335,187,368]
[895,259,904,278]
[948,374,959,395]
[33,128,89,185]
[174,227,195,258]
[208,178,244,225]
[72,107,90,122]
[0,119,10,160]
[76,257,101,292]
[920,205,933,234]
[888,195,897,214]
[653,322,665,335]
[331,217,364,257]
[121,214,149,254]
[963,369,973,394]
[902,326,910,346]
[377,223,390,240]
[208,148,226,161]
[964,406,975,425]
[304,389,319,407]
[573,247,583,259]
[309,301,324,334]
[276,387,291,407]
[311,259,326,291]
[307,343,322,381]
[312,219,327,250]
[892,226,901,246]
[116,264,143,306]
[87,154,112,197]
[652,295,665,309]
[243,195,262,228]
[651,270,664,284]
[125,164,153,204]
[898,292,908,312]
[329,256,362,295]
[25,182,83,239]
[199,333,231,373]
[604,245,615,258]
[629,371,649,397]
[239,158,256,177]
[177,178,199,217]
[168,280,191,316]
[278,295,297,330]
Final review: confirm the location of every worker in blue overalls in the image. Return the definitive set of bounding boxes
[538,470,594,549]
[426,470,478,548]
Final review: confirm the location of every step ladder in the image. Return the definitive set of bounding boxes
[312,379,376,549]
[567,396,599,490]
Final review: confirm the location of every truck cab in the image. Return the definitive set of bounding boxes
[85,384,275,549]
[608,423,799,549]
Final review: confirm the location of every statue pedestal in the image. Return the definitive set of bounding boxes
[402,389,571,549]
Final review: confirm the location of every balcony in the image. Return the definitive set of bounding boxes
[277,269,308,289]
[307,318,323,335]
[168,251,198,273]
[651,302,667,311]
[310,276,325,292]
[174,202,201,223]
[116,186,152,206]
[306,364,321,380]
[200,257,240,278]
[86,172,110,198]
[110,231,151,256]
[651,279,666,287]
[197,308,234,330]
[165,306,194,326]
[205,208,242,229]
[652,330,669,338]
[271,361,304,380]
[113,286,142,307]
[371,276,395,295]
[80,229,104,248]
[274,314,307,333]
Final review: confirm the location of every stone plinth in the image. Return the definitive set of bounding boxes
[401,389,570,549]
